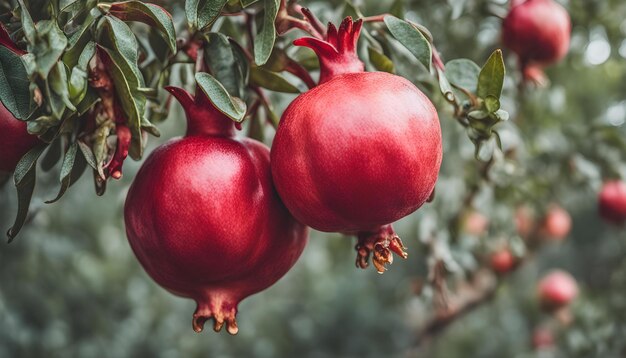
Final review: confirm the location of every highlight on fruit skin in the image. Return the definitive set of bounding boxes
[502,0,571,85]
[124,83,308,335]
[539,204,571,241]
[490,249,516,274]
[270,17,442,274]
[537,270,578,310]
[598,180,626,225]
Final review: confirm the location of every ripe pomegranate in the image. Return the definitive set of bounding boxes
[502,0,571,84]
[462,211,489,236]
[490,249,516,274]
[598,180,626,225]
[537,270,578,310]
[539,204,571,241]
[0,103,40,173]
[271,17,442,273]
[124,85,308,334]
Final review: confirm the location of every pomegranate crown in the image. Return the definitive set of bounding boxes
[294,16,365,84]
[165,85,235,137]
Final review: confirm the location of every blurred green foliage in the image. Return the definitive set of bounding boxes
[2,0,626,357]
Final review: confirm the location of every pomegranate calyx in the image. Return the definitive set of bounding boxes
[294,17,364,84]
[193,301,239,335]
[165,85,235,137]
[355,225,408,274]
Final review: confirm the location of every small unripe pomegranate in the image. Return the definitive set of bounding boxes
[462,211,489,236]
[0,104,40,173]
[537,270,578,309]
[271,18,442,273]
[502,0,571,84]
[539,205,571,241]
[532,326,555,349]
[515,205,536,238]
[598,180,626,225]
[490,249,516,273]
[124,85,308,334]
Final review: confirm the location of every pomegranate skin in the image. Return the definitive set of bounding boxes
[598,180,626,225]
[0,104,40,173]
[537,270,578,309]
[490,249,516,274]
[124,86,307,334]
[540,205,571,241]
[272,72,441,232]
[502,0,571,82]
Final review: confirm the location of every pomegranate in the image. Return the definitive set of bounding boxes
[537,270,578,309]
[124,85,308,334]
[0,103,40,173]
[271,17,442,273]
[462,211,489,236]
[490,249,516,274]
[598,180,626,225]
[539,204,571,241]
[502,0,571,84]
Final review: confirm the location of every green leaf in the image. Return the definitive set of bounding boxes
[31,20,68,78]
[367,47,395,74]
[186,0,228,30]
[69,41,95,103]
[249,66,300,93]
[78,140,98,170]
[390,0,405,18]
[195,72,246,122]
[97,46,145,160]
[98,16,144,84]
[7,143,47,242]
[384,16,431,71]
[63,8,98,67]
[46,142,78,203]
[48,61,76,114]
[0,46,32,119]
[436,67,455,103]
[477,49,505,100]
[17,0,36,43]
[59,0,82,12]
[254,0,279,66]
[41,139,61,172]
[484,95,500,114]
[445,59,481,92]
[240,0,258,7]
[108,1,177,53]
[204,32,243,97]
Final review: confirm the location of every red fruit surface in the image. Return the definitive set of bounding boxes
[490,249,516,274]
[124,86,308,335]
[540,205,571,241]
[271,18,442,273]
[598,180,626,225]
[0,104,40,173]
[537,270,578,309]
[502,0,571,83]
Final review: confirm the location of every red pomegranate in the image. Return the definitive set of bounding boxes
[539,204,571,241]
[124,85,308,334]
[537,270,578,309]
[463,211,489,236]
[0,103,40,173]
[270,17,442,273]
[598,180,626,225]
[490,249,516,274]
[502,0,571,84]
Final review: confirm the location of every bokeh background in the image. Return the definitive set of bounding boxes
[2,0,626,357]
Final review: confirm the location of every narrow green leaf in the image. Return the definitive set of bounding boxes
[445,59,481,92]
[41,139,61,172]
[198,0,228,30]
[195,72,246,122]
[484,95,500,113]
[46,142,78,203]
[367,47,395,74]
[477,49,505,100]
[204,32,242,96]
[384,16,431,71]
[69,41,95,103]
[0,46,32,119]
[7,143,47,242]
[240,0,258,7]
[436,67,455,103]
[250,67,300,93]
[49,61,76,113]
[63,9,97,67]
[109,1,177,52]
[31,20,68,78]
[78,140,98,170]
[17,0,36,43]
[254,0,279,66]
